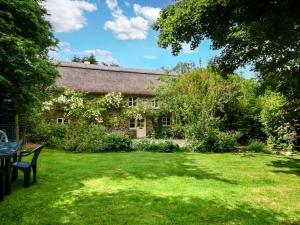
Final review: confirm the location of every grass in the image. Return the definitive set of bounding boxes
[0,150,299,225]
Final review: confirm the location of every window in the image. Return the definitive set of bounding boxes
[152,99,159,108]
[162,117,171,126]
[128,97,137,107]
[137,119,145,128]
[129,119,136,129]
[56,118,65,124]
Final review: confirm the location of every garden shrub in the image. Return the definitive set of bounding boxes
[46,136,63,149]
[26,119,53,142]
[259,91,297,151]
[43,124,67,148]
[101,133,133,152]
[63,122,106,152]
[246,140,266,152]
[134,139,180,152]
[27,114,68,147]
[192,131,239,153]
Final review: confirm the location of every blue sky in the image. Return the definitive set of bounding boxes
[44,0,251,77]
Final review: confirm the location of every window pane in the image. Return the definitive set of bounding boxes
[129,119,136,128]
[162,117,171,126]
[128,97,137,106]
[57,118,64,124]
[137,119,144,128]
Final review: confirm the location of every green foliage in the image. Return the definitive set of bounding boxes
[220,75,264,143]
[153,0,300,99]
[71,54,120,67]
[246,140,267,153]
[101,133,133,152]
[191,132,239,153]
[162,61,199,75]
[63,122,106,153]
[156,69,236,141]
[259,91,296,151]
[134,139,180,153]
[46,136,63,149]
[62,122,132,152]
[0,0,58,111]
[72,54,98,64]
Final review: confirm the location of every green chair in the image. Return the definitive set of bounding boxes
[12,145,44,188]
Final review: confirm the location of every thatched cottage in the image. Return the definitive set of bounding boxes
[54,61,171,138]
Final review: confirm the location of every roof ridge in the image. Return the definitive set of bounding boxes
[53,60,166,76]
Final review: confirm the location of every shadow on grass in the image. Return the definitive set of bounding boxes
[51,190,296,225]
[2,152,299,225]
[268,157,300,176]
[102,153,237,184]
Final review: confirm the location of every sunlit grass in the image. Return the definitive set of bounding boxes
[0,150,299,225]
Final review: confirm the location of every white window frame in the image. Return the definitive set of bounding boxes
[56,118,65,124]
[152,99,159,108]
[162,117,171,127]
[128,97,137,107]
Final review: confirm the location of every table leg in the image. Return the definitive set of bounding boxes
[4,157,11,195]
[12,153,17,181]
[0,158,4,201]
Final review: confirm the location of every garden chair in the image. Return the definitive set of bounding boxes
[12,145,44,188]
[0,130,8,142]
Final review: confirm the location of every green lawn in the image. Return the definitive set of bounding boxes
[0,150,299,225]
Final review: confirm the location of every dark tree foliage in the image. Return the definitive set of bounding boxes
[72,55,81,62]
[0,0,58,110]
[71,54,121,67]
[72,54,98,65]
[153,0,300,99]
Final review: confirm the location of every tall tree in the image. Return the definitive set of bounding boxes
[0,0,58,139]
[153,0,300,99]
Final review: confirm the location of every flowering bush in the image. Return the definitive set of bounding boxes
[42,89,85,118]
[102,92,124,109]
[268,122,296,151]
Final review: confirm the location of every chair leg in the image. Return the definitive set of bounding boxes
[12,167,18,182]
[24,170,31,188]
[32,165,37,183]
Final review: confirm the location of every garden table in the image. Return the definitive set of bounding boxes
[0,142,19,201]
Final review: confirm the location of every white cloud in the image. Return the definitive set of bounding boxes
[105,0,123,16]
[104,0,160,40]
[181,43,198,54]
[43,0,97,33]
[104,15,148,40]
[124,1,130,7]
[82,49,113,56]
[49,43,118,64]
[80,48,118,64]
[133,4,160,24]
[144,55,157,60]
[59,42,72,54]
[97,55,118,64]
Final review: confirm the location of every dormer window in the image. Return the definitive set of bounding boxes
[128,97,137,107]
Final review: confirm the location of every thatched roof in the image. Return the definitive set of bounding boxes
[55,61,165,96]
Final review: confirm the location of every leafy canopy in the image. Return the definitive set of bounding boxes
[0,0,58,110]
[153,0,300,98]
